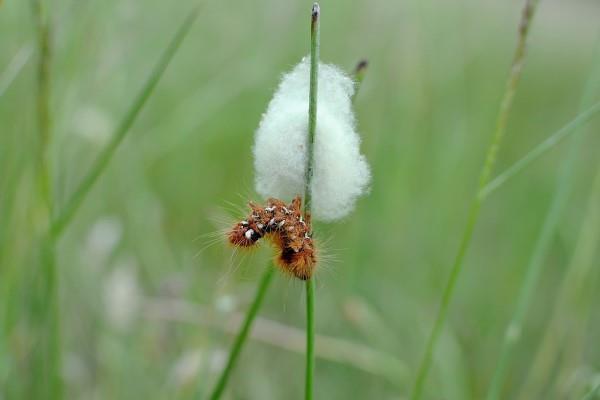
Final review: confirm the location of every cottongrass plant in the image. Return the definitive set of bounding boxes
[209,4,371,399]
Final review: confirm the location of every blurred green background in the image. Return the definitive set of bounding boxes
[1,0,600,399]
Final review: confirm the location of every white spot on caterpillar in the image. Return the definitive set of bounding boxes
[245,229,255,240]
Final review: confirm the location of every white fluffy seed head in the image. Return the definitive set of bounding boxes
[253,57,371,221]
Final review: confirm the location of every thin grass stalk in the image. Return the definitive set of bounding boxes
[31,0,61,397]
[581,382,600,400]
[481,101,600,199]
[486,40,600,400]
[49,6,201,239]
[519,158,600,399]
[305,278,316,399]
[303,3,320,214]
[32,0,51,211]
[520,45,600,400]
[0,45,33,98]
[303,4,320,400]
[208,266,275,400]
[410,1,539,398]
[37,237,60,399]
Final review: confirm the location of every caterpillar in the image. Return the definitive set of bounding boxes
[227,196,317,280]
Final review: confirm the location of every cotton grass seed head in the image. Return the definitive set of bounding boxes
[253,57,371,221]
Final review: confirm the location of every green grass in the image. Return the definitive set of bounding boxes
[1,0,600,399]
[412,1,539,398]
[303,5,320,400]
[31,0,61,398]
[207,265,275,400]
[486,37,600,400]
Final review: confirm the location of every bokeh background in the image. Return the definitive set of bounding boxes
[1,0,600,399]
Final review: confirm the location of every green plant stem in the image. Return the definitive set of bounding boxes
[303,4,320,400]
[37,236,61,400]
[304,3,320,214]
[480,101,600,199]
[410,1,539,399]
[519,156,600,400]
[49,5,201,239]
[486,123,574,400]
[32,0,51,209]
[305,278,316,400]
[0,45,33,98]
[581,383,600,400]
[31,0,61,397]
[208,266,275,400]
[486,36,600,400]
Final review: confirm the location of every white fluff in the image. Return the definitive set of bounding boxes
[253,57,370,221]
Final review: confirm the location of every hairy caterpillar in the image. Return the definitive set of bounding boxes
[227,196,316,280]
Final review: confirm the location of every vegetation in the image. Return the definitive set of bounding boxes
[1,0,599,398]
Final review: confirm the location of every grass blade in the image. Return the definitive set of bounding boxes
[0,44,33,98]
[30,0,61,397]
[519,157,600,399]
[410,1,539,398]
[304,4,320,400]
[208,266,275,400]
[480,101,600,199]
[305,278,316,400]
[303,2,320,214]
[581,383,600,400]
[49,5,201,239]
[486,39,600,400]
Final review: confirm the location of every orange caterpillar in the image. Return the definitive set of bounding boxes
[227,196,316,280]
